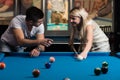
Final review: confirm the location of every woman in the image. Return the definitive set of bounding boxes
[69,7,110,59]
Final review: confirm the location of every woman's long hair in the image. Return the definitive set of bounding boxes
[69,7,92,51]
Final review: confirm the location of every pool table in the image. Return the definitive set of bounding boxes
[0,52,120,80]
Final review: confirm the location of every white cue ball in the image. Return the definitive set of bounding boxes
[77,55,84,60]
[64,77,71,80]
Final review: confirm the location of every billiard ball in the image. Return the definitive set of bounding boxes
[32,69,40,77]
[76,55,84,61]
[94,67,101,76]
[102,61,108,67]
[64,77,71,80]
[45,62,51,69]
[101,67,108,74]
[0,62,6,69]
[49,56,55,63]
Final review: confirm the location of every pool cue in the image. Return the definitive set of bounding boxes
[71,45,79,55]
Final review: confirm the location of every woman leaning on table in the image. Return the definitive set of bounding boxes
[69,7,111,59]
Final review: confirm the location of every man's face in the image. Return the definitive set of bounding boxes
[27,18,44,28]
[33,18,44,27]
[69,16,81,27]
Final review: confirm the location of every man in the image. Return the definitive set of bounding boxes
[0,6,53,57]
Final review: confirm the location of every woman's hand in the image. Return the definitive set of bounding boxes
[77,52,88,59]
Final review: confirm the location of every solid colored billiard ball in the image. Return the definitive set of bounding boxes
[101,67,108,74]
[32,69,40,77]
[49,56,55,63]
[45,62,51,69]
[102,61,108,67]
[64,77,71,80]
[0,62,6,69]
[94,67,101,76]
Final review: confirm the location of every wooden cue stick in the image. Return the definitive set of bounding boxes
[71,46,78,55]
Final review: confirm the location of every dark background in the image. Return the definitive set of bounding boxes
[114,0,120,52]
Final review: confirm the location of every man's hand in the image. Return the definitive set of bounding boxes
[29,48,40,57]
[39,38,53,47]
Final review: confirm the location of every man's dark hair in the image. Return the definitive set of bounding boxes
[25,6,44,22]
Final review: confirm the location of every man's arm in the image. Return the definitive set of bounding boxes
[12,28,52,47]
[35,33,45,51]
[12,28,41,46]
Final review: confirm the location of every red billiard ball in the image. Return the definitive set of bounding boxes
[49,56,55,63]
[94,67,101,76]
[45,62,51,69]
[0,62,6,69]
[32,69,40,77]
[101,67,108,74]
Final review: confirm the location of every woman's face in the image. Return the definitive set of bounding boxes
[69,16,81,27]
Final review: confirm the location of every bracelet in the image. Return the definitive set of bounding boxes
[36,47,42,51]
